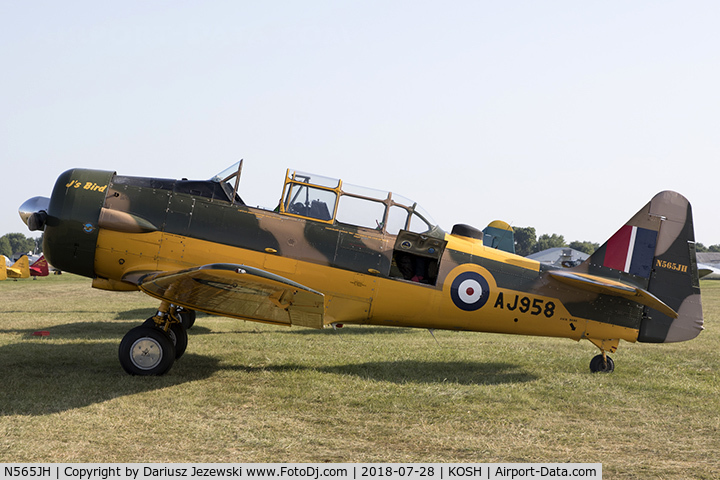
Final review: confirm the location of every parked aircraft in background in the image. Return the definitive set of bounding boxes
[1,255,29,280]
[19,161,703,376]
[696,252,720,280]
[0,254,49,280]
[697,263,720,280]
[527,247,590,268]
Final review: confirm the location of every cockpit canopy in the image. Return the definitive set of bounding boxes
[279,169,439,235]
[210,162,440,235]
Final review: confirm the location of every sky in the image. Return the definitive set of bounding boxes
[2,1,719,247]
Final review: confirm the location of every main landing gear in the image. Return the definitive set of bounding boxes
[118,302,195,376]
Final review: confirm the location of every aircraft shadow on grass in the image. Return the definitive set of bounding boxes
[317,360,537,385]
[0,342,219,417]
[0,320,534,416]
[215,360,536,386]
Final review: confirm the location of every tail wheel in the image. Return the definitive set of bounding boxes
[589,354,615,373]
[119,326,176,376]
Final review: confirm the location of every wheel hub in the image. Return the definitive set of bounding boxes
[130,337,163,370]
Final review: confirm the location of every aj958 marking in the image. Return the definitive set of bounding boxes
[493,293,556,318]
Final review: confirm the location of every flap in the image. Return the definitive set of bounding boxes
[136,264,325,329]
[548,270,678,319]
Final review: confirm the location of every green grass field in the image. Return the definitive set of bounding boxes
[1,274,718,478]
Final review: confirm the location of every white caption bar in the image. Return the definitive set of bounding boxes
[1,463,602,480]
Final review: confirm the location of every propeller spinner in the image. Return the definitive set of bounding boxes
[19,196,50,231]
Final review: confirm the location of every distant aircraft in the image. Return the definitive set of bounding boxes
[19,161,703,376]
[0,254,47,280]
[697,263,720,280]
[28,255,49,277]
[696,252,720,280]
[527,247,590,268]
[2,255,30,280]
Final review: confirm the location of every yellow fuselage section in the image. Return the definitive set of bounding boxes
[92,223,639,345]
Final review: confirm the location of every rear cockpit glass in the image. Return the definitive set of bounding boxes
[409,211,432,233]
[336,195,386,230]
[390,194,437,229]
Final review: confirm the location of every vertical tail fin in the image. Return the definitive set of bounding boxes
[0,256,6,281]
[482,220,515,254]
[8,255,30,279]
[584,191,703,343]
[30,255,49,277]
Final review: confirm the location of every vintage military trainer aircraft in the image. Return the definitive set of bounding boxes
[19,161,703,375]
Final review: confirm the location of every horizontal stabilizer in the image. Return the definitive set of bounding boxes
[136,264,325,328]
[548,270,678,319]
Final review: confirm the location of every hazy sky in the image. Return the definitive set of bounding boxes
[2,1,719,247]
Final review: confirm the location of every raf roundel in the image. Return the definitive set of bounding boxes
[451,272,491,311]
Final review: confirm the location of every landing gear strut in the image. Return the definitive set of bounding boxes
[119,302,192,375]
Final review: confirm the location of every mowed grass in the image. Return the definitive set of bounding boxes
[0,274,718,478]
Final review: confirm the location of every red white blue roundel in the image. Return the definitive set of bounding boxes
[451,272,490,311]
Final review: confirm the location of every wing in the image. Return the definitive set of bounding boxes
[548,270,678,319]
[135,264,325,329]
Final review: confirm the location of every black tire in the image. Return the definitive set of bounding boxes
[589,354,615,373]
[176,308,196,330]
[168,322,188,359]
[118,326,176,376]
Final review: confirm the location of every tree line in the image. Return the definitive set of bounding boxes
[513,227,599,257]
[0,233,42,258]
